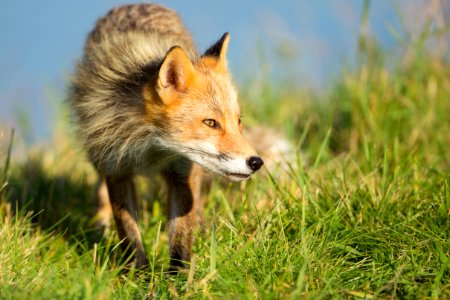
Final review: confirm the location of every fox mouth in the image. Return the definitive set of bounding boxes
[183,147,254,181]
[224,172,251,181]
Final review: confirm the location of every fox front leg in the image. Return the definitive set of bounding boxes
[93,176,112,234]
[164,160,202,271]
[105,176,148,268]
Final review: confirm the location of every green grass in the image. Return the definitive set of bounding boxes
[1,33,450,300]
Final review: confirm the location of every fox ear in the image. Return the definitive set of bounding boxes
[157,46,195,103]
[204,32,230,69]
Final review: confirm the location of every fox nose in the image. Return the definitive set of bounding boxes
[247,156,264,172]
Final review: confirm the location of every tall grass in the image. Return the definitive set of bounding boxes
[1,8,449,300]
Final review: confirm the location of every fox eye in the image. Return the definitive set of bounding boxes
[203,119,220,129]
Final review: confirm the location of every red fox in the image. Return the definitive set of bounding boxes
[69,4,263,270]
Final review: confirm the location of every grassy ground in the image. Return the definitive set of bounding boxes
[1,35,450,300]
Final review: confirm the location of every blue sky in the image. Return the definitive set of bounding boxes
[0,1,417,143]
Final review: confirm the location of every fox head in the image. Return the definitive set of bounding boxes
[148,33,263,181]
